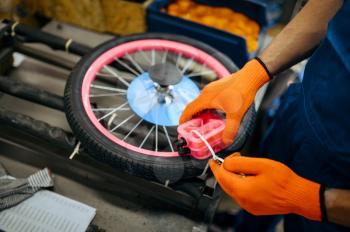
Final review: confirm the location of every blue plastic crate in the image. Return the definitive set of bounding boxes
[147,0,268,67]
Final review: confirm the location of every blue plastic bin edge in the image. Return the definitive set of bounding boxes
[146,0,268,67]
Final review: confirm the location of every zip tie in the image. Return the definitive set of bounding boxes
[65,38,73,53]
[164,179,170,187]
[69,141,81,160]
[191,130,224,163]
[11,22,19,37]
[192,130,245,179]
[108,113,117,129]
[199,163,210,177]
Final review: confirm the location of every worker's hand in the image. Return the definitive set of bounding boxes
[209,154,322,221]
[179,58,270,144]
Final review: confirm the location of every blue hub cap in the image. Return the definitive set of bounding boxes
[127,73,200,126]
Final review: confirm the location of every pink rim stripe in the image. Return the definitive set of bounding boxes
[81,39,230,157]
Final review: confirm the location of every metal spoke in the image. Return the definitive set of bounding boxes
[162,50,168,63]
[122,118,144,141]
[91,84,127,93]
[92,107,129,112]
[196,63,206,86]
[90,93,126,98]
[122,99,155,142]
[181,58,194,74]
[125,53,144,74]
[176,53,182,68]
[103,65,130,87]
[163,126,174,152]
[139,49,152,65]
[114,57,140,76]
[187,70,216,78]
[96,72,133,82]
[90,48,223,154]
[110,114,135,133]
[151,49,156,65]
[98,102,128,121]
[155,124,158,152]
[139,125,155,148]
[96,72,116,78]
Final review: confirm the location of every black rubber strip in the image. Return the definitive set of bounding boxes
[320,185,328,222]
[254,57,273,80]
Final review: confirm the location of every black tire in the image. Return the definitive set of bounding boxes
[64,33,238,183]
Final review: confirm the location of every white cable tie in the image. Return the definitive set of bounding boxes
[11,22,19,37]
[69,141,81,160]
[191,130,224,163]
[108,113,117,129]
[65,38,73,53]
[164,179,170,187]
[199,163,210,177]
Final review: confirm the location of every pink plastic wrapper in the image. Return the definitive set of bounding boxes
[177,112,227,159]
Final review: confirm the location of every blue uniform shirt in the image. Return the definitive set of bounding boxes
[260,1,350,231]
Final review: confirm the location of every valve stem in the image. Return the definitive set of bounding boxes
[174,137,187,148]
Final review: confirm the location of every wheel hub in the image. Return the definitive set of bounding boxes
[127,65,200,126]
[148,63,183,86]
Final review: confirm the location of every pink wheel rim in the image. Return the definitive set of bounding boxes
[81,39,230,157]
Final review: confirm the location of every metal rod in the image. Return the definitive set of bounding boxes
[13,43,75,71]
[3,20,91,56]
[0,108,76,148]
[0,75,64,111]
[13,44,124,88]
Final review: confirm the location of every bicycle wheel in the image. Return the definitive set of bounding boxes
[64,33,238,183]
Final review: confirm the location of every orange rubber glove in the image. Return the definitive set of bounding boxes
[209,154,322,221]
[179,58,270,145]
